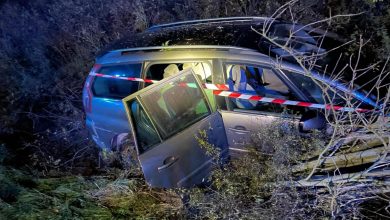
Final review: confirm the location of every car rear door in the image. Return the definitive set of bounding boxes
[123,69,228,188]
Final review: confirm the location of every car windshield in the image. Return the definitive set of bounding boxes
[139,71,210,139]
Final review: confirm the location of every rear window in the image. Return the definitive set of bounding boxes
[92,63,142,99]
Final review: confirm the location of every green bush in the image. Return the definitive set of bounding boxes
[186,121,327,219]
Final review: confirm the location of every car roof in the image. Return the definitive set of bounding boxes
[96,45,272,65]
[147,17,270,30]
[102,17,269,53]
[98,17,343,68]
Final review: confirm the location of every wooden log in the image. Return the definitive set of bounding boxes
[299,134,389,169]
[338,137,388,154]
[341,133,389,146]
[293,146,388,173]
[295,169,390,187]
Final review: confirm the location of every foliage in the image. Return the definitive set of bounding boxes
[0,143,182,219]
[0,165,183,219]
[195,129,221,158]
[186,121,328,219]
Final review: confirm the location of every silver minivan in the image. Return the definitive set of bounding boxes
[82,18,378,187]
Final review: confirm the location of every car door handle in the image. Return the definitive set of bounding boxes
[158,156,179,171]
[229,125,250,133]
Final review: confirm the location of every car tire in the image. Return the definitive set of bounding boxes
[112,133,142,175]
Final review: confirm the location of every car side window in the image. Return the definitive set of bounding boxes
[225,64,300,114]
[140,73,210,139]
[145,62,215,109]
[283,70,372,109]
[92,63,142,99]
[128,99,161,153]
[146,62,212,83]
[282,70,325,104]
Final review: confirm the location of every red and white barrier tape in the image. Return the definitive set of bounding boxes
[90,73,230,90]
[212,90,369,113]
[91,73,160,84]
[89,72,371,113]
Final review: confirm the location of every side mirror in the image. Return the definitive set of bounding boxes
[299,111,327,132]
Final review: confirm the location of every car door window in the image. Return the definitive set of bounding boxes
[140,72,211,139]
[262,68,290,95]
[146,62,212,83]
[225,64,299,114]
[145,62,215,110]
[128,99,161,153]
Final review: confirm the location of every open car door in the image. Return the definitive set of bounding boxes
[123,69,228,188]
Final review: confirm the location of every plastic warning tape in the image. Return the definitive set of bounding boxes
[90,72,371,113]
[91,73,160,84]
[90,73,230,90]
[213,90,369,113]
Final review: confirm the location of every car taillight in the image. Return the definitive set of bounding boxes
[83,64,101,113]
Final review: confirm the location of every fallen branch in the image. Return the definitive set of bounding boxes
[294,146,388,173]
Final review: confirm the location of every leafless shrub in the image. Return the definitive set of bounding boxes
[0,0,154,173]
[250,0,390,217]
[183,1,390,218]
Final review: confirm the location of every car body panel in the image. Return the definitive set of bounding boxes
[221,110,254,148]
[86,98,130,149]
[221,109,300,156]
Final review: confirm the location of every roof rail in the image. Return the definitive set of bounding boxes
[147,17,270,31]
[111,45,259,55]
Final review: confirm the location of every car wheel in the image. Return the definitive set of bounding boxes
[113,133,142,175]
